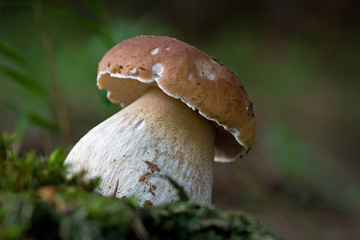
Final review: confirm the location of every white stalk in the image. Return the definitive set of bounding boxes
[65,87,216,205]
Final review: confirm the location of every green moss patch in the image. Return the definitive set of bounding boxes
[0,132,282,240]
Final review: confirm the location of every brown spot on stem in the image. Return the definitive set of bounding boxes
[148,183,156,196]
[144,161,160,172]
[139,172,151,182]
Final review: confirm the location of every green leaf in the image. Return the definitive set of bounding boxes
[49,146,66,165]
[0,65,46,96]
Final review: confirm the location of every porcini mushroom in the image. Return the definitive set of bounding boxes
[65,35,255,205]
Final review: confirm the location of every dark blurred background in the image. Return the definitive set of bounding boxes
[1,0,359,239]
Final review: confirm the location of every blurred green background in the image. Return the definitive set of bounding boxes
[1,0,359,239]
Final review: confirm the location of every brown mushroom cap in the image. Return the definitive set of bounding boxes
[97,35,256,162]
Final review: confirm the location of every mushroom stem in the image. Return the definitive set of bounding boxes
[65,87,216,205]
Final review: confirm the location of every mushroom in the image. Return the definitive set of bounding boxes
[65,35,256,205]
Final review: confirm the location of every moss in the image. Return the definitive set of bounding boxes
[0,132,282,240]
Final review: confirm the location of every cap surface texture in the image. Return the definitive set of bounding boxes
[97,35,256,162]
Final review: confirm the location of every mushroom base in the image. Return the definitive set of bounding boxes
[65,87,216,205]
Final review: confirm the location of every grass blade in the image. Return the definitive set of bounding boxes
[80,0,109,20]
[27,112,59,133]
[0,40,25,65]
[41,1,115,48]
[0,65,46,96]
